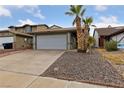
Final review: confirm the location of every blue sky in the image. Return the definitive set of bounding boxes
[1,5,124,33]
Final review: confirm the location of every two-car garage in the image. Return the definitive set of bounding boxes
[36,34,67,49]
[0,27,76,50]
[31,28,77,50]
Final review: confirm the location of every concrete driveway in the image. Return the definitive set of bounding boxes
[0,50,64,76]
[0,50,66,87]
[0,50,108,88]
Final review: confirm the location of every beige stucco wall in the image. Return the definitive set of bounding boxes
[16,28,25,33]
[32,26,37,32]
[10,28,25,33]
[32,26,48,32]
[14,35,32,49]
[37,25,48,31]
[10,25,48,33]
[94,31,99,47]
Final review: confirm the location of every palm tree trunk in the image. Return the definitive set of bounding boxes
[76,17,85,52]
[84,26,89,52]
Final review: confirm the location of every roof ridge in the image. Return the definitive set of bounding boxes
[8,24,49,28]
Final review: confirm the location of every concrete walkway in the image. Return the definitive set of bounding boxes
[0,50,110,88]
[0,70,108,88]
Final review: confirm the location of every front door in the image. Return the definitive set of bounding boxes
[99,36,104,47]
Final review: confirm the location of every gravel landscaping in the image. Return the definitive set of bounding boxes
[41,50,124,88]
[114,65,124,76]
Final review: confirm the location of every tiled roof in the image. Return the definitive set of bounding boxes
[8,24,49,28]
[49,25,62,29]
[28,27,76,34]
[0,30,9,33]
[0,30,32,37]
[95,26,124,36]
[10,31,33,37]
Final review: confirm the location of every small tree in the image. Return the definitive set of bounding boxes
[87,36,96,54]
[82,17,96,51]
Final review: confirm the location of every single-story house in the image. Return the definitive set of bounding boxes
[29,27,77,50]
[0,29,32,49]
[93,26,124,48]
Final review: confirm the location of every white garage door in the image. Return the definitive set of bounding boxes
[37,34,67,49]
[0,37,14,45]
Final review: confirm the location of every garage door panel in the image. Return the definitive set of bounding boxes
[0,37,14,45]
[37,34,67,49]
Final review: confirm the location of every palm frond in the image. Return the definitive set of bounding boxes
[83,17,93,26]
[70,6,77,14]
[65,12,74,16]
[81,8,86,17]
[72,18,76,25]
[88,17,93,24]
[70,5,74,8]
[91,25,96,27]
[76,5,82,14]
[82,18,86,24]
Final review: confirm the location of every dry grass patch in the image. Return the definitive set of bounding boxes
[97,49,124,65]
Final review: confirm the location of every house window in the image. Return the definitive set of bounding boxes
[25,26,32,33]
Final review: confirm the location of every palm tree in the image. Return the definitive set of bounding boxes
[82,17,95,33]
[82,17,96,51]
[65,5,86,52]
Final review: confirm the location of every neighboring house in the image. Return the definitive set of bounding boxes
[0,29,32,49]
[0,24,77,50]
[0,30,13,49]
[0,24,46,49]
[93,26,124,48]
[49,25,62,29]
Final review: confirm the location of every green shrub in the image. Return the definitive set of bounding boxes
[105,40,118,51]
[87,36,96,54]
[88,36,96,48]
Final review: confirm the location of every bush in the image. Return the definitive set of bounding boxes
[87,36,96,53]
[105,40,118,51]
[88,36,96,48]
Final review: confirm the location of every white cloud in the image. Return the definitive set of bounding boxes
[0,27,8,30]
[14,5,38,10]
[18,19,36,26]
[99,16,118,23]
[15,5,45,19]
[95,5,107,11]
[93,16,124,28]
[14,5,25,8]
[94,23,124,28]
[0,6,11,17]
